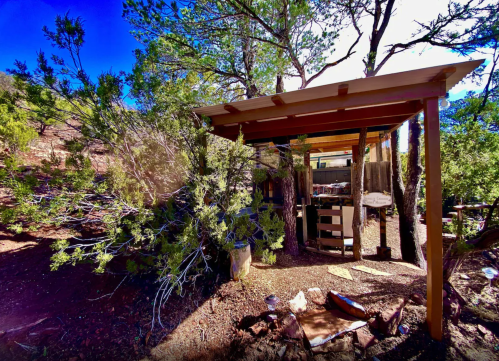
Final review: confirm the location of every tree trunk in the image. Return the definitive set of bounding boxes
[391,117,426,269]
[352,128,368,260]
[281,153,299,256]
[402,117,427,269]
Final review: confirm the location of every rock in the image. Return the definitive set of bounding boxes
[410,293,427,306]
[278,346,287,358]
[442,290,448,298]
[368,317,379,329]
[443,297,461,325]
[379,297,406,336]
[308,288,326,306]
[328,291,368,319]
[355,328,377,349]
[289,291,307,313]
[267,314,278,322]
[282,313,303,339]
[477,324,489,336]
[311,336,352,354]
[249,321,269,336]
[460,274,470,280]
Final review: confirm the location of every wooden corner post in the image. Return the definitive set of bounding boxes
[423,97,443,340]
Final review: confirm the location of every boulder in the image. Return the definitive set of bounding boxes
[282,313,303,339]
[308,288,326,306]
[289,291,307,313]
[355,328,377,349]
[443,297,461,325]
[379,297,406,336]
[410,293,427,306]
[328,291,368,319]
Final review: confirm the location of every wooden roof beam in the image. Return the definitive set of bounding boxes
[215,101,422,137]
[271,95,285,106]
[223,104,240,114]
[209,81,445,125]
[233,115,407,141]
[311,146,352,153]
[338,84,349,96]
[296,137,380,150]
[291,132,379,144]
[431,67,456,82]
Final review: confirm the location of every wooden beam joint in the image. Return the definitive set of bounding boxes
[224,104,240,114]
[271,95,285,106]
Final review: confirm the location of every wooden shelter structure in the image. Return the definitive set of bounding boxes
[194,59,484,340]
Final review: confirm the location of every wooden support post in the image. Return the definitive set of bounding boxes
[302,198,308,244]
[304,151,311,205]
[377,207,391,259]
[424,97,443,341]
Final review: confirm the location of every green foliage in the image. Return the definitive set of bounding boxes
[441,92,499,204]
[0,104,38,152]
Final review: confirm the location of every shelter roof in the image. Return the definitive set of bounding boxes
[195,59,484,149]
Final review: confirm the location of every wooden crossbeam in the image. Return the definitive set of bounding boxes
[238,115,406,141]
[431,67,456,82]
[223,104,240,114]
[271,95,285,106]
[338,84,349,96]
[291,132,379,145]
[215,101,422,137]
[310,146,352,153]
[208,82,445,125]
[295,137,380,151]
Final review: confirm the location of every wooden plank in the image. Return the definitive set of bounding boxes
[302,198,308,243]
[424,97,443,341]
[302,137,380,151]
[431,67,456,82]
[210,82,445,125]
[317,209,342,216]
[291,132,379,145]
[271,95,285,106]
[338,84,349,96]
[317,223,343,232]
[215,101,422,136]
[318,238,345,247]
[237,116,404,141]
[371,162,381,192]
[224,104,240,114]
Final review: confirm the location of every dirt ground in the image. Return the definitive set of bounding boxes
[1,126,499,360]
[1,215,498,361]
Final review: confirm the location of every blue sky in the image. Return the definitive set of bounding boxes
[0,0,138,79]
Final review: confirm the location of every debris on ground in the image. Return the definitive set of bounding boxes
[355,327,378,349]
[307,288,326,305]
[282,313,303,340]
[460,274,470,280]
[328,265,353,280]
[398,324,410,335]
[298,309,366,347]
[328,290,369,319]
[443,297,461,325]
[311,335,353,354]
[410,292,427,306]
[379,297,406,336]
[352,265,392,276]
[289,291,307,314]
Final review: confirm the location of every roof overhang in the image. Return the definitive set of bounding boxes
[194,59,484,146]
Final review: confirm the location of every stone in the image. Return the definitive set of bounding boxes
[379,297,406,336]
[298,309,366,347]
[410,293,427,306]
[282,313,303,340]
[289,291,307,313]
[308,288,326,306]
[398,324,410,335]
[249,321,269,336]
[442,290,448,298]
[368,317,379,330]
[311,336,352,354]
[460,274,470,280]
[355,328,377,349]
[267,314,278,322]
[278,346,287,358]
[443,297,461,325]
[477,324,489,336]
[328,291,368,319]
